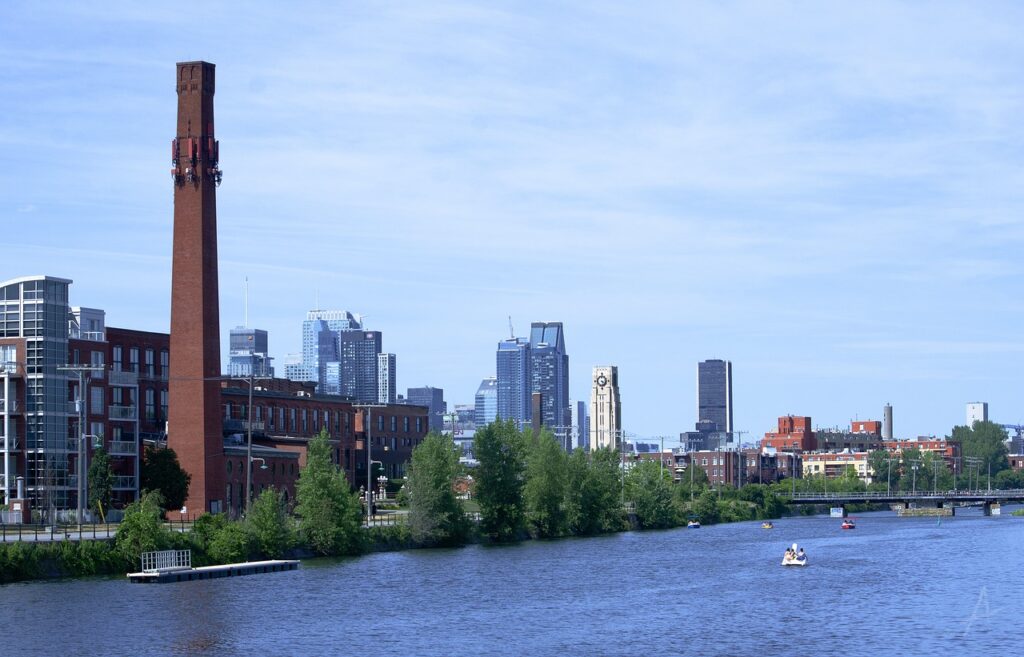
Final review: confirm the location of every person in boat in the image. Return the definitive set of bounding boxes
[797,547,806,560]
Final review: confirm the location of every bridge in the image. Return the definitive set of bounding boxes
[784,489,1024,516]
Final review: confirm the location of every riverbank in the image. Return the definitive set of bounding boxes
[0,498,869,584]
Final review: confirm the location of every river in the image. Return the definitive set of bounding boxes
[2,507,1021,657]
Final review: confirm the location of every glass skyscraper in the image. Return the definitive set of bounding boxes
[474,376,497,428]
[284,309,382,401]
[697,359,733,433]
[496,337,530,430]
[227,327,274,378]
[529,322,570,430]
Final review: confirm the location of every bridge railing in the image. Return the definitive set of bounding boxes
[787,489,1024,501]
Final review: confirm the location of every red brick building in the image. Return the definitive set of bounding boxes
[762,415,816,452]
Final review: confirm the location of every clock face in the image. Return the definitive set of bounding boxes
[597,374,608,387]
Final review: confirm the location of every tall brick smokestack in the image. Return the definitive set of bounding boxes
[168,61,225,515]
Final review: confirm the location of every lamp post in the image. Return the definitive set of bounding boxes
[58,364,105,531]
[910,460,921,495]
[355,404,387,527]
[232,373,270,516]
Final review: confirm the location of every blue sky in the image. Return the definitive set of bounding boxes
[3,1,1023,441]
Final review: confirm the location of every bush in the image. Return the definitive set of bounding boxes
[115,490,172,568]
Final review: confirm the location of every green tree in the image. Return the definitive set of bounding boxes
[114,490,172,567]
[994,468,1024,489]
[953,421,1010,480]
[868,449,900,491]
[248,488,293,558]
[406,432,469,546]
[208,520,255,564]
[625,459,676,529]
[524,428,569,538]
[693,489,720,525]
[566,447,625,535]
[295,430,362,555]
[87,447,114,518]
[473,420,527,541]
[141,446,191,511]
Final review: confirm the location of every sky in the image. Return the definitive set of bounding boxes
[3,1,1024,442]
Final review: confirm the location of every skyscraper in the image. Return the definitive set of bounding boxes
[697,359,733,433]
[571,400,589,451]
[590,366,621,449]
[377,353,396,404]
[496,337,531,430]
[228,327,274,378]
[337,330,381,401]
[474,376,497,427]
[529,322,570,430]
[284,310,382,401]
[407,386,446,433]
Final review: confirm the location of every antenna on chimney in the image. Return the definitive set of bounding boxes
[508,315,514,339]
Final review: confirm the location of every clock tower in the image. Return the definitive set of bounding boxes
[590,366,621,450]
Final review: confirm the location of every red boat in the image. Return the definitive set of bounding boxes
[841,518,856,530]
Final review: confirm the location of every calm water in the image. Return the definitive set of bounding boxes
[2,507,1022,657]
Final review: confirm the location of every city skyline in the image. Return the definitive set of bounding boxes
[4,3,1024,438]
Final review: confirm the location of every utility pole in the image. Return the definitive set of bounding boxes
[58,364,105,532]
[356,403,386,526]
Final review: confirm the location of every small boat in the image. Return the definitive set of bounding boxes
[841,519,856,530]
[761,521,774,529]
[781,543,807,567]
[687,520,701,529]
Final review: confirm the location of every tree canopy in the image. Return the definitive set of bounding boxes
[294,430,362,555]
[473,420,527,542]
[140,446,191,511]
[406,432,469,546]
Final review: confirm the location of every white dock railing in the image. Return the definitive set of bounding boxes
[140,549,192,573]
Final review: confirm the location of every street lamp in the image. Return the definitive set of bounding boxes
[355,403,387,527]
[910,460,921,495]
[58,364,105,531]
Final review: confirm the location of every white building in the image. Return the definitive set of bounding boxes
[966,402,988,427]
[590,366,621,450]
[377,353,396,404]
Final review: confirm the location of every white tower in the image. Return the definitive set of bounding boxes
[590,366,621,450]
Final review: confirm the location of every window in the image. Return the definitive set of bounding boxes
[90,386,104,414]
[112,387,123,405]
[416,418,422,433]
[145,389,155,421]
[145,349,154,377]
[112,346,123,372]
[129,348,139,373]
[160,350,169,378]
[289,408,296,432]
[403,417,410,432]
[301,409,308,433]
[390,416,397,431]
[377,415,384,431]
[90,422,105,445]
[160,390,168,421]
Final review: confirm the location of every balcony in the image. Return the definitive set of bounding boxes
[113,475,136,490]
[0,361,21,375]
[0,399,19,413]
[109,370,138,387]
[108,440,138,456]
[0,436,17,450]
[108,405,137,421]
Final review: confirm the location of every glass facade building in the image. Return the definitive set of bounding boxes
[529,322,570,430]
[697,359,733,434]
[406,386,446,433]
[474,376,497,428]
[496,337,531,430]
[227,327,274,378]
[285,310,382,402]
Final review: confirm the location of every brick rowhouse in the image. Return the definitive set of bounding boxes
[167,61,226,514]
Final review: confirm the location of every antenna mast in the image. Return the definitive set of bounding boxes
[508,315,514,339]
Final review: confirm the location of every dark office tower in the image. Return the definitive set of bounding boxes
[697,359,733,434]
[168,61,226,514]
[337,330,381,402]
[228,327,274,378]
[530,322,570,431]
[496,337,531,430]
[407,386,446,433]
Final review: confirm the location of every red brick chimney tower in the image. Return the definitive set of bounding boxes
[168,61,225,515]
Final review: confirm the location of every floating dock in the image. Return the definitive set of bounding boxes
[128,559,299,583]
